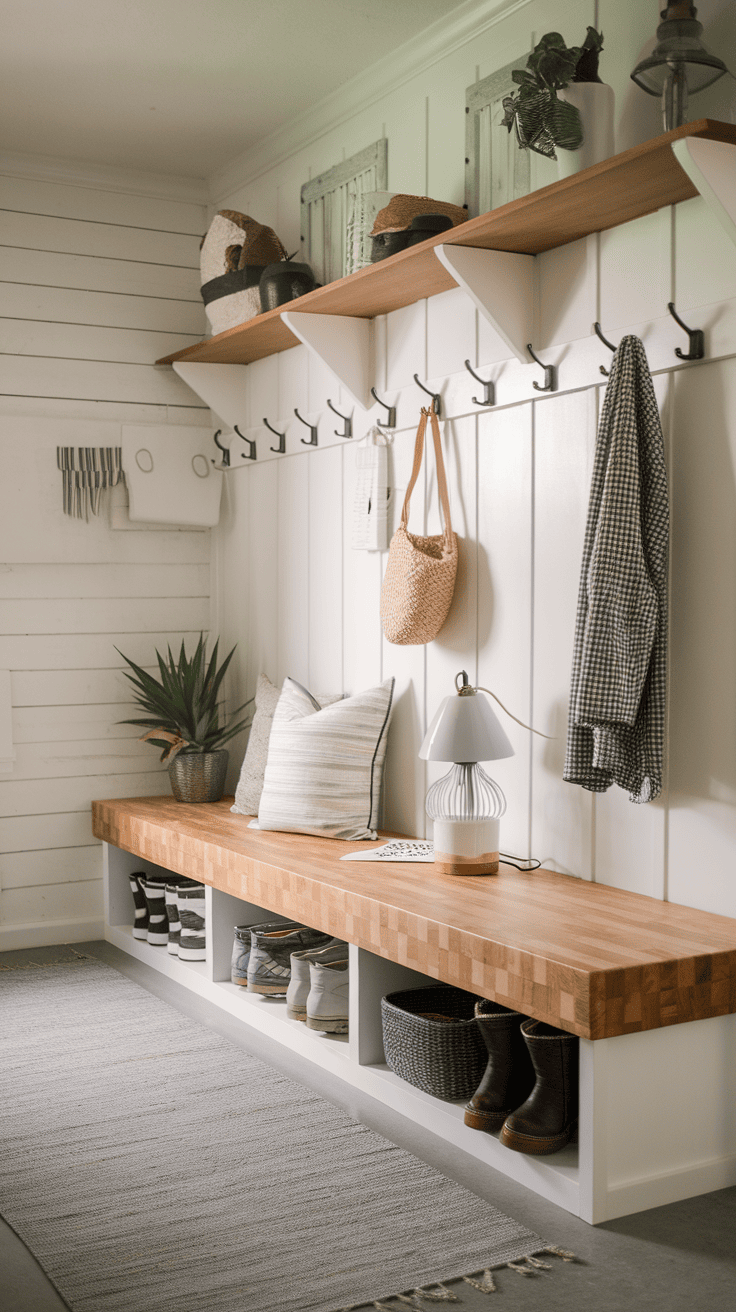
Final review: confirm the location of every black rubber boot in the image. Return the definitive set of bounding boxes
[463,1000,535,1133]
[501,1020,579,1155]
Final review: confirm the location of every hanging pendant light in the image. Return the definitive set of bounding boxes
[631,3,729,132]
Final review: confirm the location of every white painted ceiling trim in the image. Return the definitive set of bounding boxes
[209,0,534,204]
[0,147,208,204]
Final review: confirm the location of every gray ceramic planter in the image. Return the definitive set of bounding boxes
[168,750,228,803]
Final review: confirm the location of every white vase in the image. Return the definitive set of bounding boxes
[556,82,615,179]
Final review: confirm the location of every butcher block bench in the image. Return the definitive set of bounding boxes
[93,795,736,1224]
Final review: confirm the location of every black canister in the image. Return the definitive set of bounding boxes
[259,261,316,312]
[370,229,412,263]
[405,213,455,245]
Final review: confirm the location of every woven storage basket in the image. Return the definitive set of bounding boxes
[381,985,486,1100]
[380,407,458,645]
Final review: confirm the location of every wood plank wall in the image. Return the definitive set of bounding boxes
[0,164,212,947]
[213,0,736,923]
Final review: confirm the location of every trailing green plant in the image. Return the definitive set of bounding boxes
[117,634,252,763]
[501,27,604,160]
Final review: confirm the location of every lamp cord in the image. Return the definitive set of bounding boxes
[500,853,541,871]
[475,687,554,739]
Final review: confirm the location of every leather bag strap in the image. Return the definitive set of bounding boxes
[399,407,454,546]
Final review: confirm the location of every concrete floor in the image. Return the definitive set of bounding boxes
[2,941,735,1312]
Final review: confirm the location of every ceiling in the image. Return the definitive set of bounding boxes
[0,0,467,180]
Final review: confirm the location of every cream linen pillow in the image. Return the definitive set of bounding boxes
[231,674,340,817]
[253,676,395,840]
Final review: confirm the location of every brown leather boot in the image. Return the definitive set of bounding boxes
[500,1019,579,1155]
[463,1000,535,1133]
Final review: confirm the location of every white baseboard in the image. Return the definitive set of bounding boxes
[0,918,105,951]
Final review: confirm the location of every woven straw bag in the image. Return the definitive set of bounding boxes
[380,406,458,645]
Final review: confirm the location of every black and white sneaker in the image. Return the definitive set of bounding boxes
[165,883,183,955]
[177,884,206,961]
[129,871,149,940]
[140,876,169,946]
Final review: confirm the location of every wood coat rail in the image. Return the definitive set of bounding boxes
[92,795,736,1041]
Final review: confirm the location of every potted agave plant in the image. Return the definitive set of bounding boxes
[502,27,614,176]
[117,635,251,803]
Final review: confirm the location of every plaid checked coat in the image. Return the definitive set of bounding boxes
[563,335,669,803]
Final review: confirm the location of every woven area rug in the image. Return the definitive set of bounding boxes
[0,956,570,1312]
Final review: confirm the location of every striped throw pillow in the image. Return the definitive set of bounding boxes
[254,677,395,840]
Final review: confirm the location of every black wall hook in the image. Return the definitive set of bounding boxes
[327,398,352,439]
[211,429,230,469]
[263,417,286,454]
[668,302,704,361]
[370,387,396,429]
[295,407,318,446]
[233,424,257,461]
[594,322,617,377]
[464,359,495,407]
[413,374,442,417]
[526,344,557,393]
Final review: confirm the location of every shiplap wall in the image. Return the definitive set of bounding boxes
[0,163,212,948]
[210,0,736,921]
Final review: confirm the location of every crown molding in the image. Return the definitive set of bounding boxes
[0,149,208,205]
[209,0,534,204]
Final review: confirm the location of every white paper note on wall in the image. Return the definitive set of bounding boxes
[121,425,223,527]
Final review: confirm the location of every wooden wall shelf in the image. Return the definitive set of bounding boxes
[92,794,736,1042]
[157,120,736,371]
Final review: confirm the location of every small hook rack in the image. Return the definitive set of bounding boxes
[233,424,257,461]
[326,398,352,439]
[668,302,704,361]
[263,417,286,454]
[464,359,495,407]
[413,374,442,417]
[370,387,396,429]
[295,407,318,446]
[594,322,617,377]
[211,429,230,470]
[526,344,557,393]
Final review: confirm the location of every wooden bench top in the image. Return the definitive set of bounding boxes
[92,795,736,1042]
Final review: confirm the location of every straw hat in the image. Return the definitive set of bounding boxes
[369,194,466,236]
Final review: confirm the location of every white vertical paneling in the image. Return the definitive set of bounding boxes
[381,421,428,839]
[386,302,427,395]
[476,403,533,859]
[277,453,310,687]
[538,235,597,350]
[674,196,736,314]
[426,288,476,382]
[277,344,310,426]
[342,441,384,699]
[599,210,671,332]
[532,390,596,877]
[308,446,344,694]
[667,358,736,919]
[425,414,478,833]
[246,354,280,430]
[246,463,280,690]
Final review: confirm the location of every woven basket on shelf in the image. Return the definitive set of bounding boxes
[381,985,486,1101]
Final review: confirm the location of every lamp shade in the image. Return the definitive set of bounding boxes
[419,685,514,763]
[631,5,728,97]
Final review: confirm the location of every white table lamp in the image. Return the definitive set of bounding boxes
[419,671,514,876]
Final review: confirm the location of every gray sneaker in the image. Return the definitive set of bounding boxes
[306,958,350,1033]
[286,942,348,1020]
[231,920,302,986]
[247,924,332,995]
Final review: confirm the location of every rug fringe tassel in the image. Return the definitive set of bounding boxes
[333,1245,578,1310]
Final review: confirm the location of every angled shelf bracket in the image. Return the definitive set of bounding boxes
[671,137,736,248]
[281,311,373,410]
[173,362,249,430]
[434,244,536,364]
